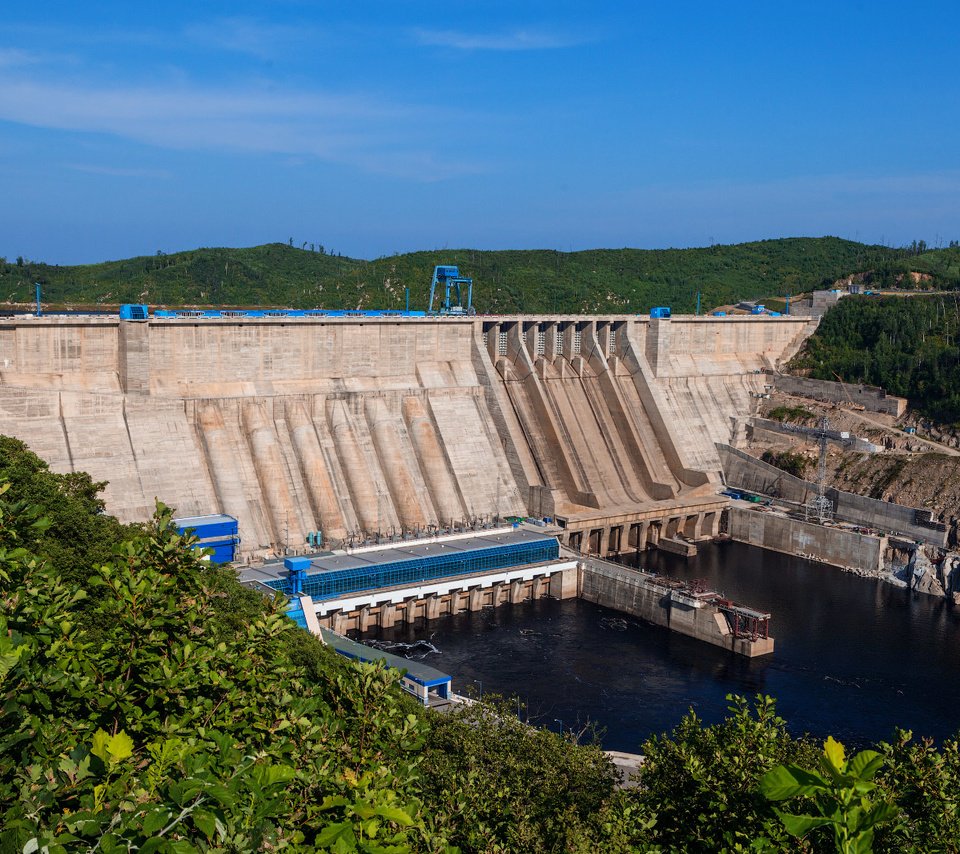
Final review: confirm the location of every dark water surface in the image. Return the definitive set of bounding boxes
[354,543,960,751]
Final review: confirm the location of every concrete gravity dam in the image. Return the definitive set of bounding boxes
[0,312,815,559]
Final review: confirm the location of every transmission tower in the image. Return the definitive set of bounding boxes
[770,415,850,524]
[805,416,834,524]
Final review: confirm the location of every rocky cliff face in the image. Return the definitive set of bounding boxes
[897,549,960,604]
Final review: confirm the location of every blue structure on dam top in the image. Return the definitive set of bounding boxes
[118,304,428,320]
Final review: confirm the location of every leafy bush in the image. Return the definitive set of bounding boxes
[625,695,822,851]
[761,449,811,479]
[0,497,438,852]
[760,736,897,852]
[419,697,622,852]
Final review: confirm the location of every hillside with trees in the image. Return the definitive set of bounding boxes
[3,436,960,852]
[790,294,960,425]
[4,237,958,314]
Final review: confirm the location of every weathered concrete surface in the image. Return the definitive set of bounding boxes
[718,443,948,545]
[728,506,885,574]
[578,555,774,657]
[605,751,644,789]
[771,374,906,417]
[0,314,816,560]
[484,315,814,552]
[657,536,698,556]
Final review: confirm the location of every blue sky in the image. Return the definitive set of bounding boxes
[2,0,958,264]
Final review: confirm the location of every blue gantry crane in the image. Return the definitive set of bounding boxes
[428,265,474,315]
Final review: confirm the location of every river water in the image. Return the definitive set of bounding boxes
[353,542,960,752]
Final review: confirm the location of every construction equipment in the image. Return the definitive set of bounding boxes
[428,265,474,315]
[775,416,850,523]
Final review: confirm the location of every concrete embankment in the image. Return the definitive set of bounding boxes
[578,555,774,657]
[718,443,947,546]
[727,506,885,575]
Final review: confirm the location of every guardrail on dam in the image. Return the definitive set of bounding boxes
[0,312,816,559]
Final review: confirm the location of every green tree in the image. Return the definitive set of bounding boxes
[760,736,898,853]
[419,697,623,853]
[0,495,441,852]
[873,731,960,852]
[0,435,132,598]
[626,694,820,851]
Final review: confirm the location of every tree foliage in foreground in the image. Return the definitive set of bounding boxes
[2,436,960,852]
[761,736,897,853]
[420,698,622,853]
[0,497,437,852]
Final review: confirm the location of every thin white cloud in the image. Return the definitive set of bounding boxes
[183,17,320,60]
[0,48,44,68]
[65,163,172,179]
[630,171,960,206]
[413,27,588,51]
[0,74,482,180]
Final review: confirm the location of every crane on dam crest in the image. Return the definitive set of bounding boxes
[428,265,474,316]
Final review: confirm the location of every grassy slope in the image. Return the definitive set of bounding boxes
[4,236,949,314]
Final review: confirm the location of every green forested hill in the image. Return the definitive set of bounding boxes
[791,293,960,424]
[4,236,955,313]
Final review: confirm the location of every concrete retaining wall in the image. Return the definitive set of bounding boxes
[578,556,773,656]
[718,444,947,546]
[728,506,885,573]
[772,375,906,416]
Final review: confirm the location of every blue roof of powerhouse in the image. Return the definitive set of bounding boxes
[319,628,451,687]
[293,528,554,577]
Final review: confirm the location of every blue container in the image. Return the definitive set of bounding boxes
[119,304,149,320]
[208,542,236,563]
[174,514,239,563]
[650,306,671,318]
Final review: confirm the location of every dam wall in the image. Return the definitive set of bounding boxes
[0,313,815,560]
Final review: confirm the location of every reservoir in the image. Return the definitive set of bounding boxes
[354,542,960,752]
